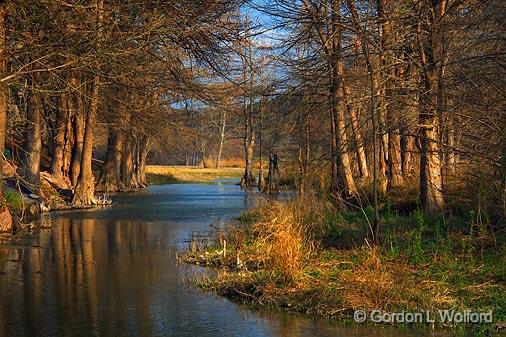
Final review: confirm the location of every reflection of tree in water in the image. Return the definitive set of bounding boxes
[0,217,159,336]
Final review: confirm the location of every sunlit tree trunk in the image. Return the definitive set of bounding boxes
[378,0,404,190]
[121,132,139,190]
[137,135,150,187]
[49,95,67,187]
[343,81,368,179]
[417,0,446,214]
[20,82,43,195]
[70,78,84,188]
[0,1,12,232]
[215,110,226,169]
[96,128,121,192]
[72,76,98,205]
[240,43,256,188]
[331,2,356,196]
[72,0,104,205]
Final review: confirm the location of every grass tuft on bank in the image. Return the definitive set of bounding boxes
[183,196,505,335]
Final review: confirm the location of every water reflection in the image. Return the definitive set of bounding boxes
[0,183,466,337]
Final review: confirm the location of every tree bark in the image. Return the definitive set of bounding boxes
[120,132,139,190]
[72,0,103,205]
[0,1,12,232]
[330,5,356,196]
[343,81,368,179]
[240,46,256,188]
[70,93,84,188]
[20,84,43,195]
[215,110,226,169]
[72,76,98,205]
[265,151,280,194]
[378,0,404,190]
[49,95,67,187]
[417,0,446,214]
[137,135,150,187]
[96,127,121,192]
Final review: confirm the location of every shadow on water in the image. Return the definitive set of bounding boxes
[0,182,467,336]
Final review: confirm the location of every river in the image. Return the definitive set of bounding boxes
[0,181,467,336]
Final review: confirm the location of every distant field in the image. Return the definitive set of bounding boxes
[145,165,246,184]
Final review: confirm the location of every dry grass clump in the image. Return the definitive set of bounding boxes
[250,197,327,283]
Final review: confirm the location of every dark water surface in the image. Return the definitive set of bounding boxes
[0,182,464,337]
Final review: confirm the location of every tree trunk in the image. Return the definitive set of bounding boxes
[121,133,138,190]
[378,0,404,190]
[0,2,12,232]
[215,111,226,169]
[72,0,103,205]
[333,18,356,196]
[417,0,446,214]
[62,92,74,181]
[265,152,280,194]
[49,95,67,187]
[343,81,368,179]
[241,134,255,187]
[70,94,84,188]
[72,77,98,205]
[137,135,150,187]
[20,85,43,195]
[240,41,256,189]
[96,128,121,192]
[335,71,357,196]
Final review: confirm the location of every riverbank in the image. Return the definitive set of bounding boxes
[183,197,506,336]
[145,165,247,184]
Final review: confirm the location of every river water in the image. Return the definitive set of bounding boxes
[0,182,466,336]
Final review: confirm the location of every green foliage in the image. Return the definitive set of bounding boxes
[4,189,23,210]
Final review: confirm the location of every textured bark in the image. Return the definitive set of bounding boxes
[240,43,256,189]
[417,0,446,214]
[49,95,67,186]
[373,77,388,194]
[62,94,74,180]
[72,0,103,206]
[20,85,43,194]
[96,128,121,192]
[72,78,98,205]
[402,133,415,177]
[240,134,256,187]
[215,111,226,169]
[378,0,404,190]
[137,135,150,187]
[335,75,356,194]
[265,152,280,194]
[333,14,356,196]
[0,3,11,232]
[120,133,139,190]
[343,81,368,179]
[70,95,84,187]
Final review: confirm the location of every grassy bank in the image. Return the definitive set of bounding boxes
[183,197,505,335]
[146,165,246,184]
